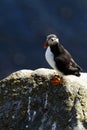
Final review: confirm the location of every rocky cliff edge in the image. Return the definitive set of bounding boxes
[0,68,87,130]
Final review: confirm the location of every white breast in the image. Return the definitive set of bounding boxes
[45,47,57,70]
[45,47,63,76]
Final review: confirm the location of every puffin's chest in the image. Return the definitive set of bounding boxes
[45,47,57,70]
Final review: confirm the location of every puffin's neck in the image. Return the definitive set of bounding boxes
[50,43,63,56]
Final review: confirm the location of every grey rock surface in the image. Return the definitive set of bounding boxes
[0,68,87,130]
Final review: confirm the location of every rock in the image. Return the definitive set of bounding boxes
[0,68,87,130]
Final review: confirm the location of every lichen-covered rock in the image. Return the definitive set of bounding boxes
[0,68,87,130]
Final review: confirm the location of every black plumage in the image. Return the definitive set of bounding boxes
[44,34,81,76]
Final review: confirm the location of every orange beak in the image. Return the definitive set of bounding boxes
[44,41,48,48]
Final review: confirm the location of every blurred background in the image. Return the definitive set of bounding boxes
[0,0,87,79]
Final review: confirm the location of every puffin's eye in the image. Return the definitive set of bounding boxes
[51,38,54,41]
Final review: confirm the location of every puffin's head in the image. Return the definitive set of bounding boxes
[44,34,59,48]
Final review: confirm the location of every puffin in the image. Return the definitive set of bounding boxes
[44,34,81,85]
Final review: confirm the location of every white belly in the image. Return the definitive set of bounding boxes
[45,47,63,76]
[45,47,57,70]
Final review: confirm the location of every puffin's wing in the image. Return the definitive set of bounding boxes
[55,55,81,75]
[69,58,81,71]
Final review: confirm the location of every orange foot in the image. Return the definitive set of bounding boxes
[51,75,62,86]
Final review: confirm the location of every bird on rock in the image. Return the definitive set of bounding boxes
[44,34,81,85]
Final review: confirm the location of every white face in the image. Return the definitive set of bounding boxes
[47,37,59,45]
[46,34,59,46]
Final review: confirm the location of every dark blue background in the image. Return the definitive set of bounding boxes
[0,0,87,79]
